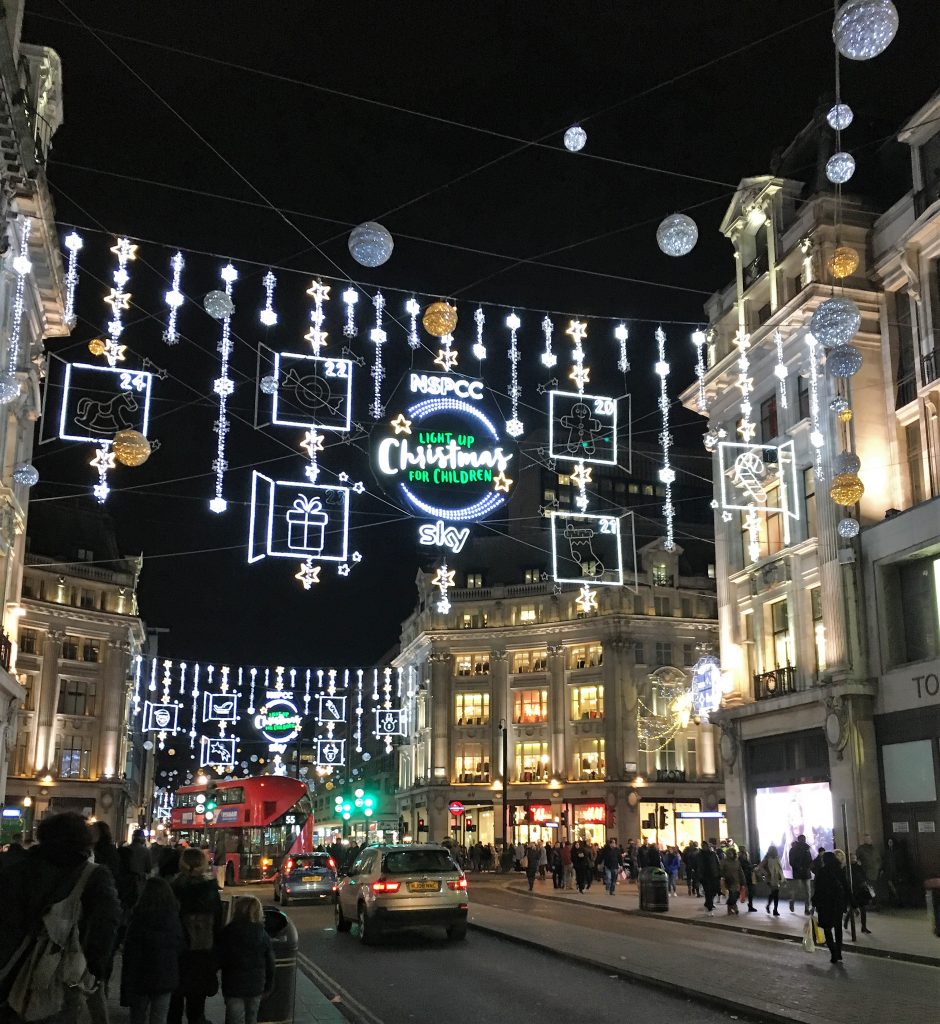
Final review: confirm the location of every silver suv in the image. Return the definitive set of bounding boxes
[335,843,468,944]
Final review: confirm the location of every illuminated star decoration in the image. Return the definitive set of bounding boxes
[304,279,330,354]
[90,441,116,504]
[300,428,325,482]
[493,471,513,494]
[566,318,594,511]
[571,463,592,491]
[104,236,136,368]
[295,559,321,590]
[337,564,351,577]
[434,345,459,372]
[390,413,412,436]
[569,364,591,391]
[432,563,456,613]
[576,584,598,615]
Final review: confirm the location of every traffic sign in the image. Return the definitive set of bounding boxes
[448,800,465,817]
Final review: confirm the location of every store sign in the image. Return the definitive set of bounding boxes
[218,808,239,824]
[576,804,606,825]
[448,801,465,817]
[254,695,301,747]
[530,805,552,823]
[374,374,514,523]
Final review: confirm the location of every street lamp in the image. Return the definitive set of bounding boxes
[498,718,508,849]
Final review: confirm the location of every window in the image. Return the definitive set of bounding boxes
[57,679,97,717]
[513,689,548,724]
[514,741,549,782]
[454,743,490,784]
[11,730,30,776]
[654,641,672,666]
[513,650,547,674]
[681,597,693,618]
[79,589,97,610]
[523,568,541,584]
[683,643,696,667]
[20,673,36,711]
[906,422,926,504]
[580,560,599,579]
[21,576,38,600]
[454,692,489,726]
[803,467,817,539]
[797,376,810,421]
[881,555,940,665]
[455,654,489,676]
[894,292,916,407]
[633,641,645,664]
[742,610,756,682]
[569,644,602,669]
[571,685,604,720]
[811,586,826,673]
[461,612,488,629]
[634,594,647,614]
[760,395,778,442]
[654,596,671,616]
[686,738,698,779]
[465,573,483,589]
[652,563,670,586]
[518,606,538,623]
[61,637,79,661]
[82,639,101,663]
[656,737,678,772]
[77,548,94,562]
[571,738,605,781]
[741,482,784,563]
[768,599,792,669]
[56,733,91,779]
[18,629,38,655]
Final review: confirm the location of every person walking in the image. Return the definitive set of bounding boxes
[599,839,623,896]
[760,844,785,915]
[663,847,680,896]
[169,847,223,1024]
[537,840,548,880]
[788,834,813,914]
[738,847,757,912]
[572,840,591,893]
[721,849,745,915]
[855,833,881,900]
[120,877,185,1024]
[812,851,849,964]
[91,821,121,885]
[682,841,699,896]
[697,839,721,915]
[561,841,574,890]
[216,896,274,1024]
[524,843,539,892]
[843,852,873,934]
[550,843,564,889]
[0,831,27,874]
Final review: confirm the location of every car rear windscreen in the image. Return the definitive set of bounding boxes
[383,850,456,874]
[294,855,331,867]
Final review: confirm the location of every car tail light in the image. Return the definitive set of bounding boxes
[284,859,293,874]
[327,857,336,869]
[447,876,468,890]
[371,879,401,893]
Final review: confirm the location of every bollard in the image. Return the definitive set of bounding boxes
[258,906,298,1024]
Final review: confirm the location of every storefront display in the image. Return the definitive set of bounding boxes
[754,781,834,877]
[572,802,607,844]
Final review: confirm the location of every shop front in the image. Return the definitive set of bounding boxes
[569,801,607,844]
[510,802,558,845]
[638,800,728,849]
[448,802,495,847]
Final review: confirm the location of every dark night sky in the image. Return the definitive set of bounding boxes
[22,1,940,666]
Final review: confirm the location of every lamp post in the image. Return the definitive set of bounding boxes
[499,718,508,849]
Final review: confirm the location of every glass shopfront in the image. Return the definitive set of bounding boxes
[571,802,607,844]
[638,800,729,849]
[450,804,495,847]
[510,803,558,845]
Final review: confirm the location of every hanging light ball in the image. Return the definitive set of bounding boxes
[348,221,394,268]
[826,103,855,131]
[260,375,278,395]
[830,396,850,414]
[834,451,861,475]
[828,345,864,378]
[833,1,899,61]
[656,213,698,257]
[88,338,108,357]
[829,246,859,279]
[837,406,854,423]
[0,373,20,405]
[422,301,458,338]
[204,290,234,320]
[837,517,861,539]
[811,297,861,347]
[829,472,865,506]
[11,462,39,487]
[112,429,152,467]
[563,124,587,152]
[826,152,856,185]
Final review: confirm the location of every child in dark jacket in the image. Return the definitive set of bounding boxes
[120,876,185,1024]
[216,896,275,1024]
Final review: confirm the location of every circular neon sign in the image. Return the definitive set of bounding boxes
[254,696,301,746]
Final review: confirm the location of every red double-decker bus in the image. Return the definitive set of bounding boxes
[169,776,313,883]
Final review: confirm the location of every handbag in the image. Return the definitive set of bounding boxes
[801,917,816,953]
[520,856,528,870]
[812,916,825,946]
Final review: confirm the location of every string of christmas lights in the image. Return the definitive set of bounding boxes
[209,263,237,514]
[655,326,676,552]
[163,251,185,345]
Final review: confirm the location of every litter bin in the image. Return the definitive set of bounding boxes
[258,906,298,1024]
[639,867,669,912]
[925,878,940,938]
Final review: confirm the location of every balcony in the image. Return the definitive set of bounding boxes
[896,374,917,410]
[753,666,797,700]
[655,768,687,783]
[922,349,939,387]
[743,253,769,288]
[0,629,11,671]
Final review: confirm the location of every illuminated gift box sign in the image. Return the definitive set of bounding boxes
[374,373,515,525]
[548,391,618,465]
[142,700,179,734]
[199,735,236,769]
[317,694,347,723]
[717,440,799,520]
[57,362,153,443]
[203,692,239,722]
[248,472,350,563]
[550,511,624,585]
[269,351,353,432]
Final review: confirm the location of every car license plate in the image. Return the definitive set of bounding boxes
[408,881,439,892]
[302,875,321,882]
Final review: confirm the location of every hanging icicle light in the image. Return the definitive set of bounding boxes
[655,326,676,552]
[259,270,278,327]
[826,152,856,185]
[540,315,557,368]
[691,330,707,411]
[472,306,487,360]
[810,297,861,347]
[163,251,185,345]
[773,330,788,408]
[405,297,421,349]
[63,230,83,329]
[656,213,698,257]
[342,287,359,338]
[348,221,394,267]
[615,323,630,373]
[826,103,854,131]
[563,124,587,152]
[369,291,387,420]
[209,263,237,514]
[833,1,898,61]
[505,312,524,438]
[0,217,31,405]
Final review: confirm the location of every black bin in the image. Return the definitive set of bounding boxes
[258,907,298,1024]
[639,867,669,912]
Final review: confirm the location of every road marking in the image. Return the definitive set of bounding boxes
[297,950,386,1024]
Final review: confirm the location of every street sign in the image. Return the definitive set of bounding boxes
[448,800,465,817]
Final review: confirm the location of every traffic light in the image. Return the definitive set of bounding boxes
[560,810,569,826]
[334,794,353,821]
[658,805,668,830]
[352,788,376,818]
[205,780,218,812]
[417,817,426,832]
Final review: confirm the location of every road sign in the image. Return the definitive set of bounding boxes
[448,800,465,817]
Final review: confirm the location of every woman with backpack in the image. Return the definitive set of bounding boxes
[216,897,274,1024]
[121,877,185,1024]
[168,848,223,1024]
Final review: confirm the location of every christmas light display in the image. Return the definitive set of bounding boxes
[259,270,278,327]
[505,311,524,438]
[541,315,557,368]
[163,251,185,345]
[405,296,421,349]
[369,291,387,419]
[433,562,455,613]
[773,329,788,409]
[348,221,394,267]
[63,230,83,330]
[342,286,359,337]
[473,306,487,360]
[615,323,630,374]
[691,329,707,412]
[550,511,624,586]
[0,217,31,405]
[563,124,587,152]
[655,326,676,552]
[209,263,237,514]
[807,332,825,479]
[101,237,136,368]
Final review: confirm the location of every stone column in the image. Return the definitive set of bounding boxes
[546,644,566,779]
[97,640,130,779]
[602,638,627,780]
[428,649,451,783]
[621,644,639,776]
[699,721,717,777]
[489,649,509,784]
[34,630,64,773]
[765,216,778,311]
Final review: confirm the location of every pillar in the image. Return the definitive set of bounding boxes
[33,629,63,773]
[489,649,509,784]
[428,648,451,782]
[602,638,627,780]
[700,722,717,777]
[97,640,130,779]
[547,644,566,778]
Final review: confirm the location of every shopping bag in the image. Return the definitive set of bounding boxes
[812,916,825,946]
[801,917,816,953]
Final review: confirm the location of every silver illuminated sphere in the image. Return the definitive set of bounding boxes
[204,290,234,320]
[837,517,860,539]
[348,221,394,268]
[834,451,861,475]
[11,462,38,487]
[830,396,850,414]
[828,345,863,378]
[563,124,587,152]
[826,103,854,131]
[810,297,861,347]
[260,375,278,395]
[0,373,19,405]
[826,152,856,184]
[656,213,698,257]
[834,1,898,60]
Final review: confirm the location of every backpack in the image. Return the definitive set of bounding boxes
[182,912,215,952]
[1,860,98,1021]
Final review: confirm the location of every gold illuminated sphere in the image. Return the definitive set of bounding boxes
[829,472,864,506]
[837,407,853,423]
[113,429,151,467]
[422,301,458,338]
[88,338,107,357]
[829,246,859,280]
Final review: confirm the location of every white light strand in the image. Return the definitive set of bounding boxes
[807,331,825,480]
[405,297,421,349]
[433,332,458,373]
[567,319,591,511]
[300,427,324,483]
[6,217,31,382]
[733,327,760,560]
[615,322,630,373]
[691,329,707,412]
[473,306,487,360]
[189,663,200,748]
[303,669,311,716]
[342,286,359,338]
[163,251,184,345]
[63,230,82,329]
[433,562,455,614]
[540,315,557,368]
[773,329,788,409]
[505,312,524,437]
[247,668,257,715]
[132,654,142,715]
[259,270,278,327]
[90,439,115,504]
[380,669,394,754]
[305,279,330,354]
[370,291,387,419]
[355,669,364,753]
[655,326,676,552]
[104,237,136,367]
[209,263,237,514]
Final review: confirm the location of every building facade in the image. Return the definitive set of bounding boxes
[0,7,68,807]
[4,504,149,840]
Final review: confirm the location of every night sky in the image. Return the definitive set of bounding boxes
[23,1,940,667]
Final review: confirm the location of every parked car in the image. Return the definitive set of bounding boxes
[335,843,468,944]
[274,852,338,905]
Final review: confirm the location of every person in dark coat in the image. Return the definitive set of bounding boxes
[91,821,121,884]
[0,812,121,1019]
[0,832,27,873]
[599,838,623,896]
[844,852,872,934]
[721,849,745,915]
[812,851,849,964]
[738,847,757,912]
[572,840,591,893]
[697,840,721,914]
[524,842,540,891]
[121,876,185,1024]
[216,896,274,1024]
[168,847,223,1024]
[119,828,153,905]
[788,834,813,914]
